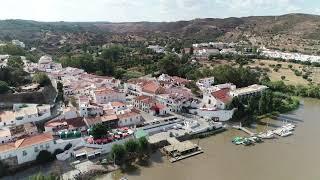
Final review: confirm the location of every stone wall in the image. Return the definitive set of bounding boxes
[0,86,57,108]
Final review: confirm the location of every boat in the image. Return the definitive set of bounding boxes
[242,138,253,146]
[279,130,293,137]
[258,130,275,139]
[249,136,263,143]
[232,137,244,145]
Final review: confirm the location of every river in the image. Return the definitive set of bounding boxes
[99,98,320,180]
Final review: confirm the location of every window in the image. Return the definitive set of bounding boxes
[46,144,50,149]
[34,147,39,152]
[40,145,43,149]
[23,150,27,156]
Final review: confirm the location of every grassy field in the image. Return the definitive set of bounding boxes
[247,59,320,86]
[202,58,320,86]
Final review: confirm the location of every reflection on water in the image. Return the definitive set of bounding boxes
[101,98,320,180]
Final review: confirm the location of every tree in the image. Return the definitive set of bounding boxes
[138,137,149,155]
[36,150,54,164]
[0,81,10,94]
[158,53,180,76]
[56,81,64,102]
[33,72,51,86]
[124,139,139,158]
[7,56,24,69]
[91,124,108,139]
[109,144,127,165]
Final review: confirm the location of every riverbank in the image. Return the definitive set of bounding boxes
[99,98,320,180]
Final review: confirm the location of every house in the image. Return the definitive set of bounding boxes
[147,45,165,53]
[142,81,166,96]
[117,111,143,127]
[38,55,53,70]
[84,116,102,128]
[0,129,13,144]
[110,102,127,112]
[78,96,104,117]
[12,40,25,48]
[133,95,154,113]
[0,123,38,144]
[197,77,215,89]
[203,88,233,110]
[150,103,168,116]
[0,104,51,127]
[101,114,118,129]
[44,117,87,135]
[229,84,268,98]
[158,74,190,87]
[93,88,125,104]
[79,103,103,118]
[0,133,56,165]
[124,78,152,96]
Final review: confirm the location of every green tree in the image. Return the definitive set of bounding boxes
[0,44,25,56]
[91,124,108,139]
[33,72,51,86]
[101,46,123,61]
[36,150,54,164]
[138,137,149,155]
[0,81,10,94]
[7,56,24,69]
[158,53,180,76]
[124,139,139,158]
[109,144,127,165]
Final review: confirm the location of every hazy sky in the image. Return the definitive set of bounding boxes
[0,0,319,22]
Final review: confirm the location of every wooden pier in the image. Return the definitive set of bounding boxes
[232,123,255,136]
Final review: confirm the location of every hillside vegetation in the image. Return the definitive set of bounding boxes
[1,14,320,54]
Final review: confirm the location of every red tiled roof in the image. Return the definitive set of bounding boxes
[84,116,102,126]
[101,114,118,122]
[111,102,125,107]
[211,88,232,103]
[94,88,119,96]
[45,117,86,130]
[117,111,140,119]
[142,82,165,94]
[15,133,53,149]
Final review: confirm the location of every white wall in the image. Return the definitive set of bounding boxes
[190,109,235,122]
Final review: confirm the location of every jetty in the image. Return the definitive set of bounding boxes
[232,123,255,136]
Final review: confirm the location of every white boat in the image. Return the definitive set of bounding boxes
[279,130,293,137]
[258,130,275,139]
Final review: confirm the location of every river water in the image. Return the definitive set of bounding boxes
[100,98,320,180]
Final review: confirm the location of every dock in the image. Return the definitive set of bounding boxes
[232,124,255,136]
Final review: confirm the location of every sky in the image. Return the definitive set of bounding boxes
[0,0,320,22]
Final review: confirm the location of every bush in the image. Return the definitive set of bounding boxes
[36,150,54,164]
[0,81,10,94]
[32,72,51,86]
[109,144,127,165]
